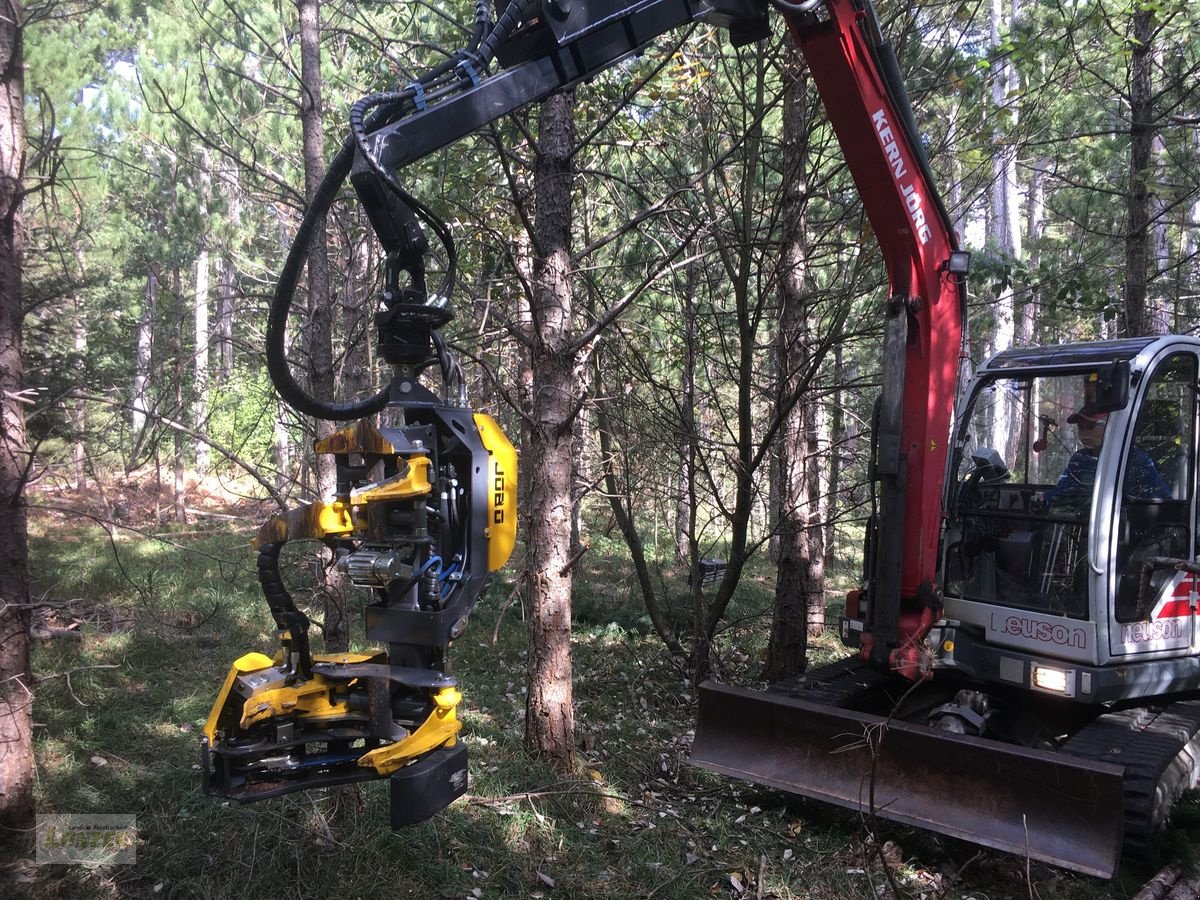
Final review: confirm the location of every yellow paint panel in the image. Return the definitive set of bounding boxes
[314,419,396,455]
[474,413,517,571]
[238,676,350,729]
[252,500,354,549]
[234,652,276,672]
[203,653,275,743]
[357,687,463,775]
[317,501,353,536]
[351,455,432,503]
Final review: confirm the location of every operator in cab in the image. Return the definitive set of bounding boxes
[1045,408,1170,511]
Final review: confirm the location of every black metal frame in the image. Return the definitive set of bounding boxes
[358,0,714,175]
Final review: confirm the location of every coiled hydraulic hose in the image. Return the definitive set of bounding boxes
[266,0,534,421]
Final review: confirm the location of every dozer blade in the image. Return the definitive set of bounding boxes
[693,681,1126,878]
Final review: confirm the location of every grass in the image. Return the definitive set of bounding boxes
[13,514,1194,898]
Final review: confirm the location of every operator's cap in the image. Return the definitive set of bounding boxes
[1067,409,1109,426]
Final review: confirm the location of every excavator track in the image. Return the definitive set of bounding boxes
[766,656,894,707]
[1061,700,1200,860]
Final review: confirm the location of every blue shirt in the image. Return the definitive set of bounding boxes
[1047,446,1170,509]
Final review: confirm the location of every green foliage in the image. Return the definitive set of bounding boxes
[25,0,1200,505]
[206,366,279,466]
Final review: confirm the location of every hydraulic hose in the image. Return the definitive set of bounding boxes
[266,0,522,421]
[266,138,389,421]
[256,542,314,679]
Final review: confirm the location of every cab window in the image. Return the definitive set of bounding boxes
[1113,352,1196,623]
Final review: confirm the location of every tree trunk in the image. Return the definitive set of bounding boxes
[297,0,346,651]
[946,94,967,238]
[767,347,782,567]
[695,51,772,684]
[513,229,535,522]
[171,264,187,524]
[132,267,158,451]
[1185,130,1200,323]
[823,343,843,571]
[194,245,210,473]
[596,405,684,656]
[987,0,1022,463]
[1150,129,1171,332]
[814,392,831,625]
[0,0,32,843]
[193,149,211,474]
[569,395,588,557]
[677,259,707,677]
[274,220,294,492]
[1124,5,1155,337]
[988,0,1021,359]
[338,234,373,402]
[523,91,576,769]
[216,158,239,383]
[274,407,291,492]
[1022,156,1047,345]
[675,255,698,565]
[71,256,87,491]
[764,47,824,682]
[216,254,235,382]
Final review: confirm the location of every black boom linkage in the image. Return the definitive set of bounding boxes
[266,0,766,421]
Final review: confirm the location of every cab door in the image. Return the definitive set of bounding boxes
[1109,350,1197,657]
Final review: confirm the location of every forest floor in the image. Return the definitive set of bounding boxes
[11,482,1200,899]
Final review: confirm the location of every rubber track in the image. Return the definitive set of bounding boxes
[1061,700,1200,859]
[767,656,893,707]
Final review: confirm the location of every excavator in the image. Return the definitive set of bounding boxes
[200,0,1200,879]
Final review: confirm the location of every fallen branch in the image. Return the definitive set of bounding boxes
[29,625,82,641]
[34,664,121,707]
[490,582,522,646]
[1133,864,1182,900]
[33,664,120,680]
[467,783,630,808]
[183,508,257,522]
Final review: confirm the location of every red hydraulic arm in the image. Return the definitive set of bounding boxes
[782,1,968,674]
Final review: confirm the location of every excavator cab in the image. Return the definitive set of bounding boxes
[938,337,1198,685]
[945,368,1105,621]
[943,356,1133,628]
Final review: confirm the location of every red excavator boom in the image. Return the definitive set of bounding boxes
[785,0,967,671]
